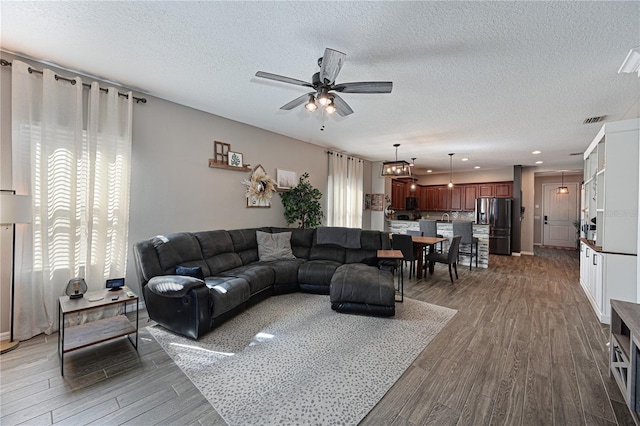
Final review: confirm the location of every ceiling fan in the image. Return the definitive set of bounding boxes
[255,48,393,117]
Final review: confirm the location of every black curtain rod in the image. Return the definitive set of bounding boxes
[0,59,147,104]
[326,150,363,162]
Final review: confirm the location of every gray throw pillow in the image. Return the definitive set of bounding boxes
[256,231,296,261]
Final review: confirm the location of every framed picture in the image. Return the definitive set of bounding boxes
[276,169,297,190]
[228,152,243,168]
[364,194,372,210]
[214,141,230,164]
[371,194,384,211]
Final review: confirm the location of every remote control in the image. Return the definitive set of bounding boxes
[111,295,119,301]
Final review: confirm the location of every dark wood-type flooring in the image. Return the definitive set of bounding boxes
[0,247,635,425]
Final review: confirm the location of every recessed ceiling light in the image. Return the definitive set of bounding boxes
[474,166,481,169]
[532,150,542,155]
[426,170,432,173]
[536,160,543,164]
[461,158,468,162]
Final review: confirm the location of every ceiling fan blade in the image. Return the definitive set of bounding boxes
[319,48,346,86]
[255,71,313,88]
[332,94,354,117]
[333,81,393,94]
[280,92,314,110]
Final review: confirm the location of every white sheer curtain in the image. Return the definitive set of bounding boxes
[327,153,363,228]
[11,60,133,339]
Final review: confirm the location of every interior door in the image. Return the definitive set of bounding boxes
[542,183,579,248]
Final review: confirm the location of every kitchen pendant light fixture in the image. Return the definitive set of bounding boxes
[447,153,454,188]
[381,144,412,177]
[410,158,417,191]
[557,171,569,194]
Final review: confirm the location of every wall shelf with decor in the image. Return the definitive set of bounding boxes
[208,159,251,172]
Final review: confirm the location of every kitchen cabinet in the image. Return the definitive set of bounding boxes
[463,185,478,211]
[494,183,513,198]
[478,184,494,197]
[391,180,406,210]
[437,187,450,211]
[450,186,463,211]
[418,186,428,210]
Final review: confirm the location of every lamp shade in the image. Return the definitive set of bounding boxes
[0,194,32,225]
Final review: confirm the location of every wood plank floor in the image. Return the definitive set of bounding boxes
[0,247,635,425]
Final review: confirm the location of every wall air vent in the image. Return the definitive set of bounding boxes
[583,115,607,124]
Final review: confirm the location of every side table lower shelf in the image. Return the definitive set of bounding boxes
[62,315,136,352]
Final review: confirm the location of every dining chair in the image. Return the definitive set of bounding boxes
[419,219,443,253]
[405,229,423,265]
[452,221,478,270]
[426,235,462,283]
[392,233,417,279]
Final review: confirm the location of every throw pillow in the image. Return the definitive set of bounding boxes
[175,265,205,280]
[256,231,296,262]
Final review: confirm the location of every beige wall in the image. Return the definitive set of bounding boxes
[415,167,514,186]
[1,52,374,335]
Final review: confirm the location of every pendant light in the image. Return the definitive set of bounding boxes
[381,144,412,177]
[410,158,417,191]
[557,171,569,194]
[447,153,454,188]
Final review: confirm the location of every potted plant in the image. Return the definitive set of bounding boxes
[279,172,323,228]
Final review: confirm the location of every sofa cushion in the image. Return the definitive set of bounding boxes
[257,258,306,285]
[256,231,296,261]
[298,259,342,286]
[175,266,205,280]
[228,228,270,265]
[220,264,275,294]
[151,233,211,276]
[204,276,251,318]
[194,230,243,275]
[270,227,314,259]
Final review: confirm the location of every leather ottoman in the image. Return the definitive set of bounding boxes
[329,263,395,317]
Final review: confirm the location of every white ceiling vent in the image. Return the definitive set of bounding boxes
[583,115,607,124]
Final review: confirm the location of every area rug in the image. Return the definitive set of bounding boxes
[148,292,456,425]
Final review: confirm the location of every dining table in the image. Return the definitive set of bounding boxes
[408,235,449,279]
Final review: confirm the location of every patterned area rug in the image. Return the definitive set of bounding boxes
[148,292,456,426]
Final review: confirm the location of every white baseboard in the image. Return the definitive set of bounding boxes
[521,251,534,256]
[511,252,521,257]
[533,243,542,246]
[0,331,9,341]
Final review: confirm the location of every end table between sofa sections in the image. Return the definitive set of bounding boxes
[58,286,139,376]
[378,249,404,302]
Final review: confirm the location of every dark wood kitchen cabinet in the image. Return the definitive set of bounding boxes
[463,185,478,211]
[391,180,406,209]
[494,182,513,198]
[478,184,494,197]
[450,186,463,211]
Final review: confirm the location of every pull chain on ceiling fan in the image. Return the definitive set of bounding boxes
[255,48,393,117]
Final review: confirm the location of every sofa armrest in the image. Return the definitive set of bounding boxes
[146,275,205,297]
[144,275,211,339]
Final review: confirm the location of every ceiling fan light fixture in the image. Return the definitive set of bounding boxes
[304,95,318,112]
[317,88,330,106]
[324,98,337,115]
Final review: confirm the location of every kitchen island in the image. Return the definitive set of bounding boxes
[386,219,490,269]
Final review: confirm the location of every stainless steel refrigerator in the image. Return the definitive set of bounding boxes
[476,197,512,255]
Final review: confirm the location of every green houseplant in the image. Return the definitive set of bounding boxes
[279,172,323,228]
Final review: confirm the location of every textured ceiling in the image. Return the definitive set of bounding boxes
[2,1,639,174]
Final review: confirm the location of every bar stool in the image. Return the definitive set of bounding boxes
[452,221,478,270]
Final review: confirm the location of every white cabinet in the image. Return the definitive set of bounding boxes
[580,119,639,323]
[580,241,637,323]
